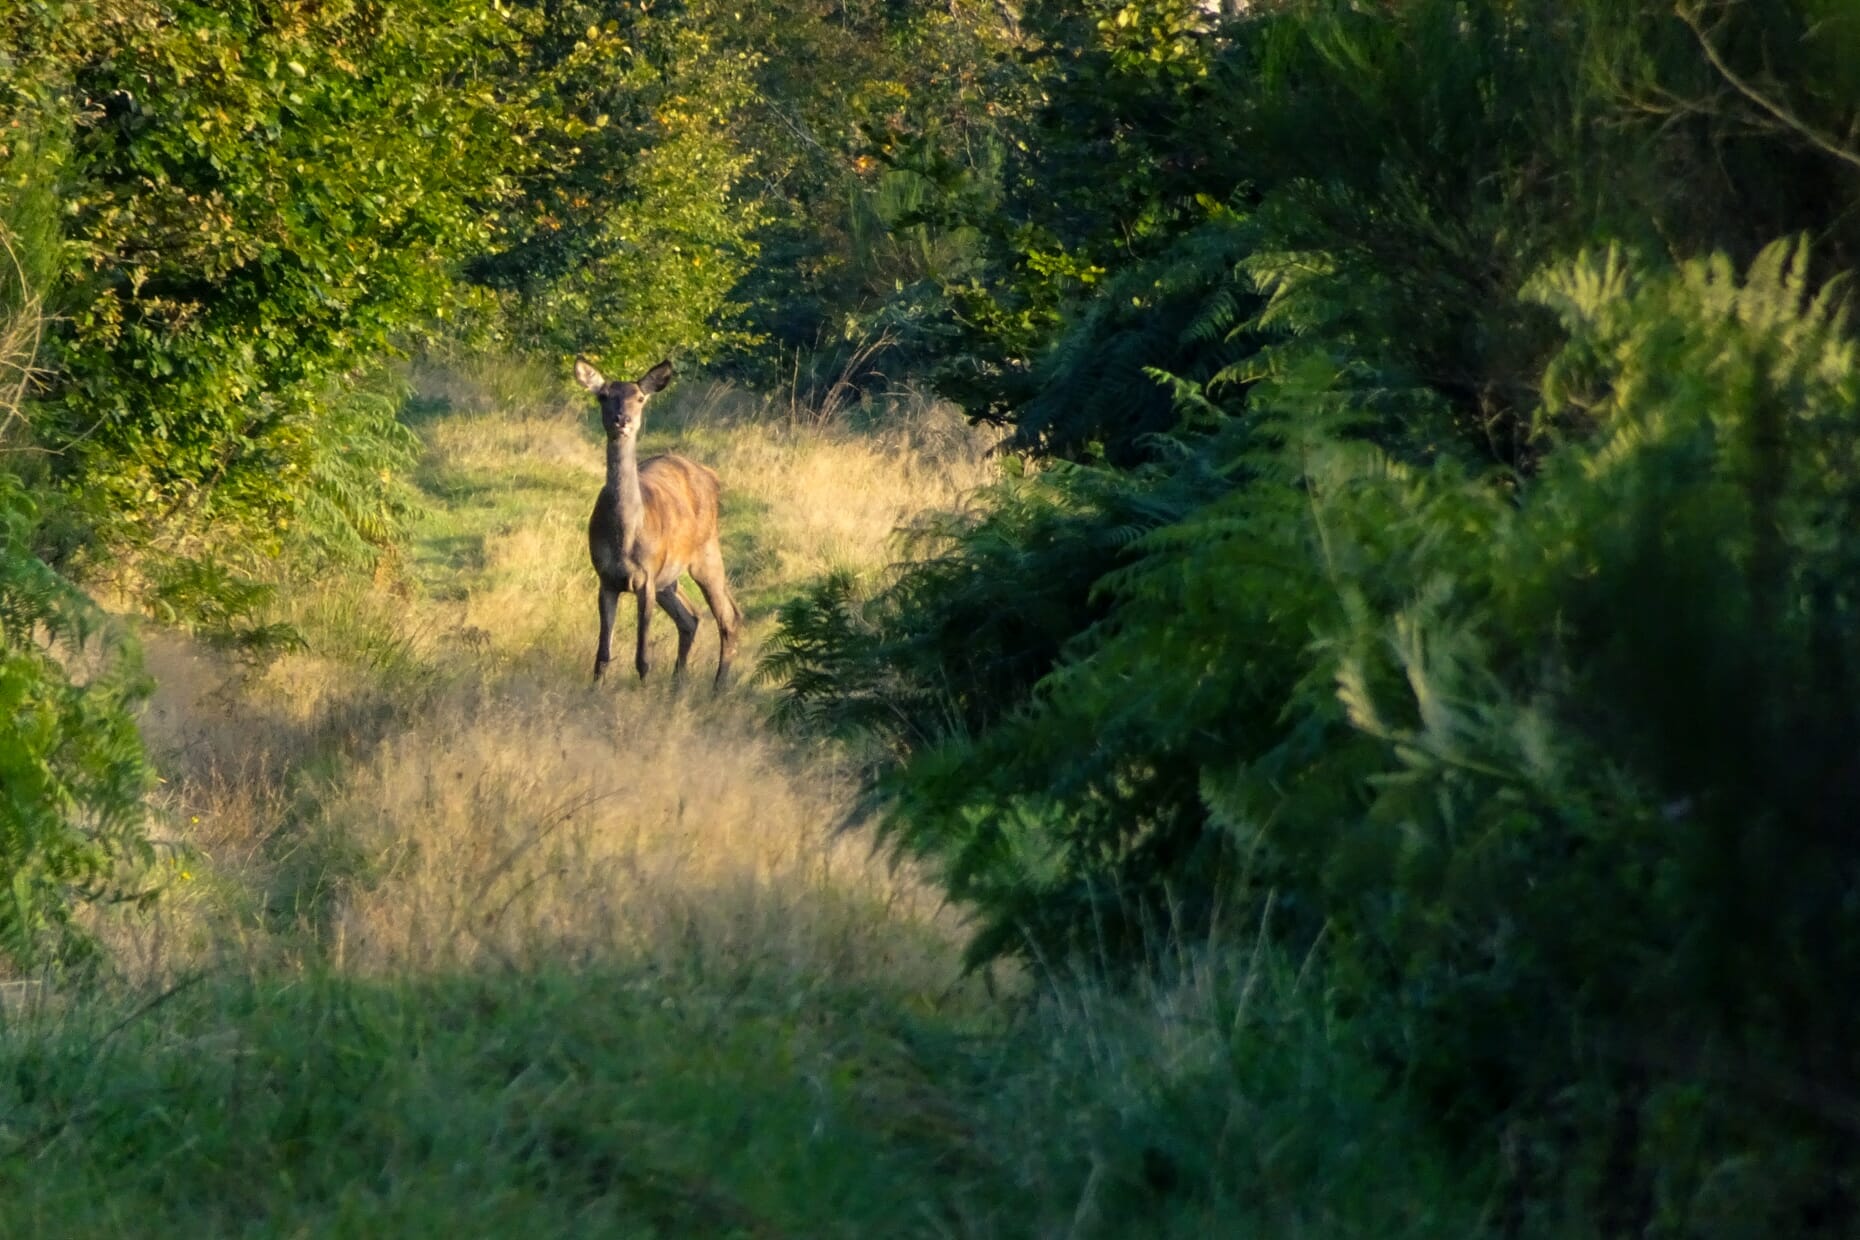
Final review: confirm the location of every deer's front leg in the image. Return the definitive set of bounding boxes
[634,586,654,680]
[593,583,620,682]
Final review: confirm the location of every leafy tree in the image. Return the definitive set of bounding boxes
[0,474,153,973]
[462,0,762,373]
[8,0,534,552]
[687,0,1024,368]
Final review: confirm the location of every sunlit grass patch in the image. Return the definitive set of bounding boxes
[656,381,999,603]
[317,683,963,991]
[105,356,998,993]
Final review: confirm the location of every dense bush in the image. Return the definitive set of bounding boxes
[0,160,154,972]
[0,474,153,972]
[781,237,1860,1235]
[770,0,1860,1226]
[4,0,534,548]
[778,0,1860,963]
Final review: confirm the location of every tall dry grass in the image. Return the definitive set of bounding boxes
[321,685,957,986]
[663,377,999,587]
[405,369,998,658]
[111,359,999,1003]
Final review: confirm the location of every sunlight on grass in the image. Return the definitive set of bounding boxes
[110,356,998,997]
[324,683,961,992]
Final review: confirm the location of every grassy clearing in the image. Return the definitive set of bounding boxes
[115,355,992,987]
[0,359,1488,1236]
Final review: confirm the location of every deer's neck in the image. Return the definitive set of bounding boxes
[606,434,646,543]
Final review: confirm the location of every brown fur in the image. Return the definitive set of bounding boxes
[635,455,720,580]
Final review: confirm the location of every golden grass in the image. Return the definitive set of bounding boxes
[322,684,957,991]
[659,378,999,586]
[393,369,996,669]
[109,360,1000,1002]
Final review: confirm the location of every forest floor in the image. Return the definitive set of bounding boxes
[0,360,1482,1237]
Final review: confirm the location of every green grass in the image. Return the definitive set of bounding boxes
[0,955,1489,1237]
[0,966,997,1235]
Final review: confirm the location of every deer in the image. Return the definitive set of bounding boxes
[574,357,742,689]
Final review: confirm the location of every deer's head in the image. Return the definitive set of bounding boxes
[574,358,674,441]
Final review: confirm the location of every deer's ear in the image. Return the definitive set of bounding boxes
[638,360,674,395]
[573,358,606,392]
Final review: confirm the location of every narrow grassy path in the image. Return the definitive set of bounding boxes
[1,369,1014,1235]
[0,366,1485,1237]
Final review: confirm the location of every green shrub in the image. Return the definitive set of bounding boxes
[786,239,1860,1227]
[765,446,1234,762]
[461,1,762,372]
[8,0,533,543]
[0,474,153,973]
[0,166,154,973]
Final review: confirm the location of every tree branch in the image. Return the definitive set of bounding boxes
[1676,2,1860,175]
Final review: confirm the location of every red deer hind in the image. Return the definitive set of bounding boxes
[575,358,741,688]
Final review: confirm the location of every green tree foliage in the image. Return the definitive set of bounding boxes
[689,0,1023,367]
[0,474,153,973]
[463,1,761,372]
[7,0,534,548]
[0,116,155,973]
[874,0,1254,441]
[867,0,1860,462]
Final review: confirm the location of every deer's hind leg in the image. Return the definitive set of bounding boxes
[656,581,701,681]
[690,541,741,689]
